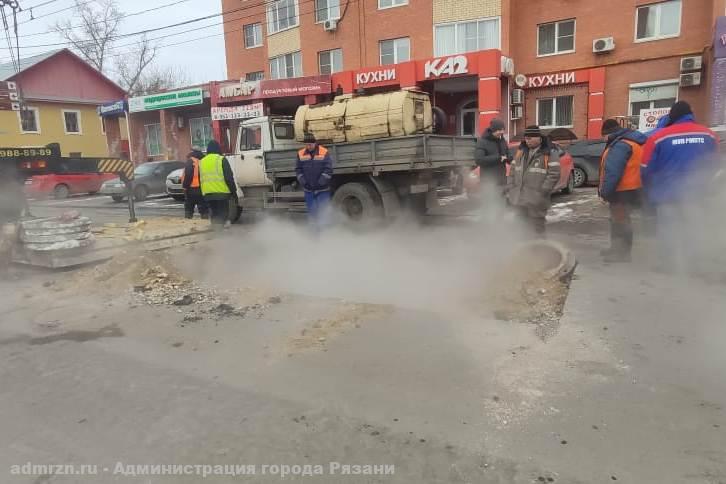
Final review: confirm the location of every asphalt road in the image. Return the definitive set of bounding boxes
[27,194,186,223]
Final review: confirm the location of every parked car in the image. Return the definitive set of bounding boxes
[100,160,185,202]
[24,173,117,199]
[166,168,185,201]
[567,139,606,188]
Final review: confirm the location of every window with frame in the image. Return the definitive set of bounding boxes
[379,37,410,65]
[378,0,406,8]
[315,0,340,22]
[269,51,302,79]
[63,110,81,134]
[636,0,681,41]
[245,71,265,81]
[629,82,678,117]
[434,18,500,57]
[190,117,213,149]
[240,125,262,151]
[19,107,39,133]
[267,0,298,34]
[273,123,295,139]
[538,19,575,56]
[244,23,262,48]
[318,49,343,74]
[537,96,574,128]
[145,124,162,156]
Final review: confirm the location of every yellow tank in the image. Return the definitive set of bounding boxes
[294,90,433,144]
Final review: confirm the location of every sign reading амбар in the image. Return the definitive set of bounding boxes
[128,88,204,113]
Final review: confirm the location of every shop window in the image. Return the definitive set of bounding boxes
[629,81,678,117]
[378,0,407,8]
[315,0,340,22]
[636,0,681,41]
[537,96,574,128]
[459,100,478,136]
[267,0,299,34]
[246,71,264,81]
[537,19,575,56]
[269,51,302,79]
[379,37,410,65]
[318,49,343,75]
[240,125,263,151]
[244,23,262,48]
[62,110,81,134]
[190,117,213,150]
[145,124,162,157]
[19,107,40,133]
[434,18,500,57]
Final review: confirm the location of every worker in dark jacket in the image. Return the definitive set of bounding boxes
[474,118,510,186]
[598,119,647,262]
[506,125,560,236]
[199,140,238,229]
[182,149,209,220]
[296,133,333,227]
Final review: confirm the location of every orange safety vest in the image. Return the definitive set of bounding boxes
[181,159,201,188]
[297,145,329,161]
[599,139,643,192]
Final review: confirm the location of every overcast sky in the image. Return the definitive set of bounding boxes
[1,0,227,85]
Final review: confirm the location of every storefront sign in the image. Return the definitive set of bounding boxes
[715,17,726,59]
[211,103,264,121]
[219,81,258,99]
[424,55,468,79]
[97,100,126,117]
[711,58,726,126]
[259,75,331,98]
[128,87,204,113]
[356,68,396,85]
[639,107,671,131]
[519,72,576,89]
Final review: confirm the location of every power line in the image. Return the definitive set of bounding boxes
[17,0,194,38]
[18,0,96,25]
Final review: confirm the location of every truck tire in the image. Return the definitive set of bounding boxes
[332,182,383,223]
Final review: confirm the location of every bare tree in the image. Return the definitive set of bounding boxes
[116,36,158,95]
[130,65,191,96]
[53,0,122,73]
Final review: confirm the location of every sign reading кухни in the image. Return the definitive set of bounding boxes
[128,88,204,113]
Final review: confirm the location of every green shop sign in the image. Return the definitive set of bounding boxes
[128,88,204,113]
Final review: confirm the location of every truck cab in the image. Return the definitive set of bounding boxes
[229,116,298,188]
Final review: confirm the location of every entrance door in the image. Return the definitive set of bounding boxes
[460,101,478,136]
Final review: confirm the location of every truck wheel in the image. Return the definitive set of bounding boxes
[332,182,383,223]
[53,184,70,199]
[133,185,148,202]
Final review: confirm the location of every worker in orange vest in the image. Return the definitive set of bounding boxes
[598,119,648,263]
[182,149,209,219]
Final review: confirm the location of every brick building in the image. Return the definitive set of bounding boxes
[221,0,725,140]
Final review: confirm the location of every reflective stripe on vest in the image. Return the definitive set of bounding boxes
[600,139,643,192]
[298,146,328,161]
[199,154,230,196]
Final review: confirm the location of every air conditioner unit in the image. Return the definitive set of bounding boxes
[511,89,524,105]
[323,19,338,31]
[511,105,523,120]
[680,56,703,72]
[680,72,702,87]
[593,37,615,54]
[501,56,515,76]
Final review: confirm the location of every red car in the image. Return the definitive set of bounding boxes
[24,173,118,199]
[464,142,575,195]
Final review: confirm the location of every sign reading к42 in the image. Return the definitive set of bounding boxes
[424,55,469,79]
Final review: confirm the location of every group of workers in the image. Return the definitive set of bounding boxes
[475,100,720,270]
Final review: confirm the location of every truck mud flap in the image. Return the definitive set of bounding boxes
[368,176,400,218]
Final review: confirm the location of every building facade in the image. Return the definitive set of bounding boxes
[221,0,725,139]
[0,49,127,157]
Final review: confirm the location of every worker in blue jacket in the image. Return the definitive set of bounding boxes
[296,132,333,227]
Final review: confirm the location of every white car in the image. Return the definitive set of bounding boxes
[165,168,185,201]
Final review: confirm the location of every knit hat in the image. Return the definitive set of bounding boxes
[489,118,505,132]
[206,140,222,155]
[303,132,316,144]
[523,125,542,137]
[601,119,621,136]
[668,101,693,123]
